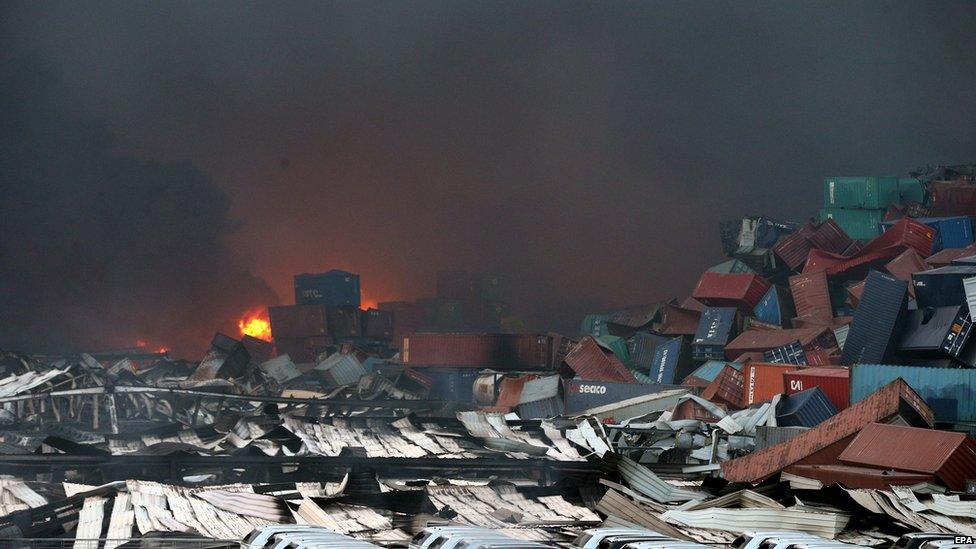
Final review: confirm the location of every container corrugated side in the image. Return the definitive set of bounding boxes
[784,367,850,410]
[401,333,552,370]
[789,271,832,320]
[268,304,329,339]
[851,364,976,424]
[840,271,907,365]
[743,362,800,405]
[775,387,837,427]
[692,273,770,311]
[563,378,683,413]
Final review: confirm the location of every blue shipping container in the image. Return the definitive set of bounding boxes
[693,307,738,360]
[421,368,479,403]
[294,270,361,309]
[753,285,785,326]
[649,337,683,384]
[775,387,837,427]
[841,271,907,365]
[851,364,976,424]
[880,216,974,253]
[628,332,670,372]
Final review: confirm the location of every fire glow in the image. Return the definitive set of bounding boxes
[239,309,272,341]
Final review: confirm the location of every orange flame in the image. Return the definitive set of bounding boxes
[239,309,272,341]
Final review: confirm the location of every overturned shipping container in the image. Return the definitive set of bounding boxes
[401,333,552,370]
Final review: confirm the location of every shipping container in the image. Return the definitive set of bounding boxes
[898,177,926,204]
[733,246,778,275]
[294,270,360,309]
[268,304,328,339]
[701,364,745,409]
[823,176,899,209]
[820,208,885,240]
[861,217,935,258]
[850,364,976,424]
[898,305,973,357]
[912,265,976,308]
[755,425,808,450]
[648,336,694,385]
[241,335,273,366]
[563,378,683,414]
[784,464,935,489]
[274,335,330,363]
[683,360,744,385]
[807,218,853,254]
[928,244,976,267]
[773,222,817,271]
[881,216,974,253]
[775,387,837,427]
[692,272,770,311]
[721,378,934,483]
[753,285,793,327]
[379,301,426,349]
[742,362,799,405]
[708,259,756,274]
[885,249,929,298]
[401,333,552,369]
[724,326,837,361]
[361,308,394,339]
[763,341,807,365]
[314,353,366,387]
[838,422,976,490]
[841,271,908,365]
[656,304,702,336]
[259,354,301,384]
[692,307,739,360]
[596,335,630,367]
[326,305,362,339]
[628,332,670,373]
[580,314,611,337]
[562,336,636,382]
[419,368,480,402]
[417,297,466,330]
[928,181,976,217]
[789,271,832,321]
[784,367,850,410]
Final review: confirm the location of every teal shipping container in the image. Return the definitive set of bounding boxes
[851,364,976,424]
[581,314,610,337]
[596,334,631,367]
[708,259,755,274]
[823,176,899,209]
[821,207,885,240]
[898,177,926,204]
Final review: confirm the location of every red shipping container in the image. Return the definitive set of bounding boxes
[784,367,850,410]
[885,248,929,298]
[789,271,832,320]
[654,303,701,335]
[561,336,635,383]
[742,362,799,405]
[928,181,976,216]
[400,333,553,370]
[807,219,853,254]
[860,218,936,258]
[692,272,770,312]
[839,422,976,491]
[724,327,837,361]
[773,222,816,271]
[702,365,744,409]
[268,304,328,338]
[926,243,976,267]
[274,335,330,363]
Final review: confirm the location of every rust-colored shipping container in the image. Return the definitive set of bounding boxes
[692,272,770,312]
[789,271,832,320]
[928,180,976,216]
[702,365,744,409]
[784,367,849,410]
[400,333,552,370]
[742,362,799,405]
[655,303,701,336]
[561,336,635,382]
[379,301,426,349]
[860,217,935,258]
[807,218,853,254]
[671,398,723,422]
[724,327,837,361]
[925,242,976,267]
[268,304,328,339]
[783,464,935,489]
[274,335,330,363]
[362,308,394,339]
[773,222,816,271]
[885,248,929,298]
[846,280,866,308]
[838,422,976,491]
[721,379,934,483]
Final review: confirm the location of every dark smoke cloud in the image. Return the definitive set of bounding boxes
[0,56,276,357]
[2,1,976,348]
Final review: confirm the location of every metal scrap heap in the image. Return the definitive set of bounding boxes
[3,166,976,546]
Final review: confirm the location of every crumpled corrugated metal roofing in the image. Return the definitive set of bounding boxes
[616,456,702,503]
[0,367,71,397]
[721,379,934,483]
[660,507,850,539]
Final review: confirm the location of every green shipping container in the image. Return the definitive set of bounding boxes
[821,208,885,240]
[581,314,610,337]
[707,259,755,274]
[898,177,926,204]
[596,334,631,367]
[823,176,899,209]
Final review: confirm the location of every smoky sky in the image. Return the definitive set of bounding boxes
[2,1,976,357]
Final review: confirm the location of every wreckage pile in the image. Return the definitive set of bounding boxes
[2,165,976,545]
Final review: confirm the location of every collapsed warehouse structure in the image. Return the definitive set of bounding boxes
[3,167,976,546]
